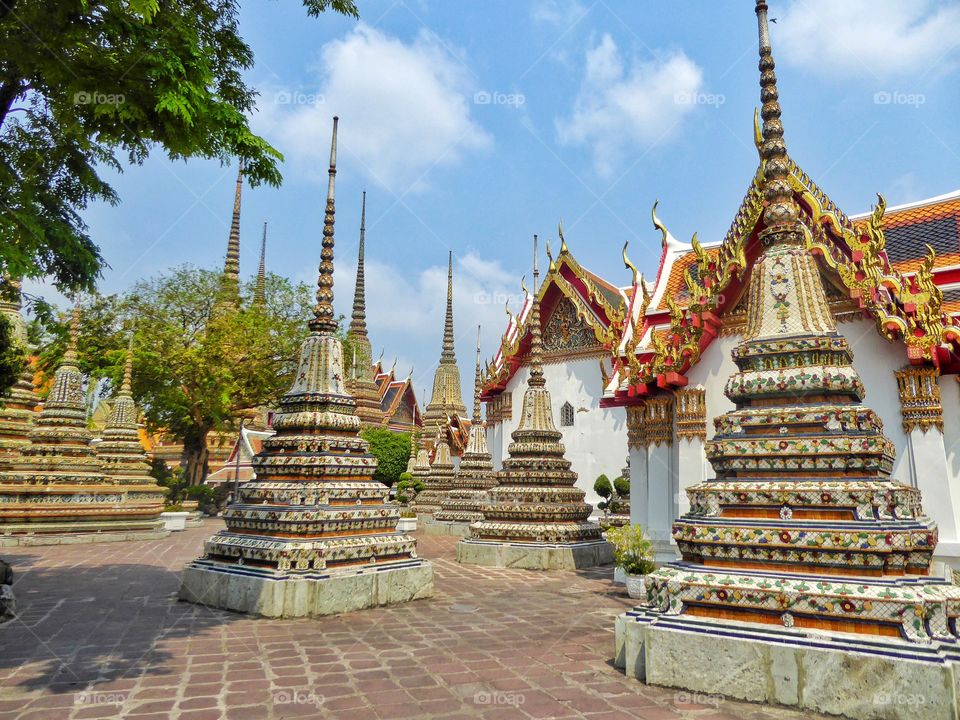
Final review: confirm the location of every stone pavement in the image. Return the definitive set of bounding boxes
[0,520,826,720]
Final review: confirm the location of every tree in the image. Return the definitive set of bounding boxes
[613,476,630,498]
[0,314,23,397]
[594,474,612,513]
[0,0,358,302]
[38,266,314,485]
[360,428,411,488]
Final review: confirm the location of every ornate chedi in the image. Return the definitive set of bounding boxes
[0,282,39,469]
[215,161,244,309]
[412,423,456,519]
[346,192,385,426]
[179,117,433,617]
[422,252,467,430]
[434,327,497,534]
[458,239,612,570]
[615,6,960,718]
[95,337,166,530]
[0,308,166,542]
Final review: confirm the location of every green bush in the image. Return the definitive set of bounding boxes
[360,428,411,487]
[594,474,613,499]
[606,524,656,575]
[613,476,630,498]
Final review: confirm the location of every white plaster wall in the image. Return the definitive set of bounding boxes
[484,356,626,509]
[940,375,960,494]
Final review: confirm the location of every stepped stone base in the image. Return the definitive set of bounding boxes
[179,559,434,618]
[457,538,613,570]
[0,526,168,547]
[615,609,960,720]
[420,518,472,537]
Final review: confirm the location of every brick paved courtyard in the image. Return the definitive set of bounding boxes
[0,521,825,720]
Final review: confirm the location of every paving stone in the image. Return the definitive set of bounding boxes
[0,521,825,720]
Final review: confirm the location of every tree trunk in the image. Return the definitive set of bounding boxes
[182,427,211,487]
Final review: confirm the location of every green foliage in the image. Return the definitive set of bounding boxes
[360,428,411,488]
[606,524,656,576]
[38,266,313,484]
[613,476,630,498]
[0,314,24,396]
[594,474,613,499]
[0,0,357,298]
[395,471,424,505]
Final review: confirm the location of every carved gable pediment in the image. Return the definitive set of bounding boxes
[543,297,600,354]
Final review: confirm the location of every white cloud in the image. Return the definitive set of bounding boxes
[255,25,491,193]
[778,0,960,79]
[555,34,704,177]
[531,0,588,28]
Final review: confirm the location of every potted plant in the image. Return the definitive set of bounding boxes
[607,524,656,599]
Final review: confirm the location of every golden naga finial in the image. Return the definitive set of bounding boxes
[520,274,529,299]
[753,107,763,157]
[691,232,708,268]
[622,241,640,287]
[651,201,669,248]
[558,219,568,254]
[546,239,556,272]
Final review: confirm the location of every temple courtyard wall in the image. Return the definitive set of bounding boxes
[486,355,626,509]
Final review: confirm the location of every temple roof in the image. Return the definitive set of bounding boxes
[482,236,628,398]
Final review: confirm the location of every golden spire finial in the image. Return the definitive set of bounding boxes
[120,330,134,396]
[755,1,799,235]
[527,234,545,388]
[349,191,368,338]
[558,220,568,254]
[545,238,556,272]
[310,116,339,333]
[622,241,639,286]
[440,250,456,363]
[63,299,81,365]
[253,221,267,306]
[520,274,529,299]
[651,200,669,249]
[472,324,482,423]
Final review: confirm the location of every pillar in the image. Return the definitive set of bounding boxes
[644,396,675,560]
[626,405,648,527]
[895,367,960,560]
[674,387,707,517]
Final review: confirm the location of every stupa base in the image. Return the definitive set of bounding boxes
[420,517,472,537]
[179,558,434,618]
[0,522,167,546]
[456,538,613,570]
[615,607,960,720]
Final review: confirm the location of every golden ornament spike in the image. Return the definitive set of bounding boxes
[651,200,669,248]
[622,240,640,287]
[121,330,134,395]
[310,116,340,333]
[558,219,568,254]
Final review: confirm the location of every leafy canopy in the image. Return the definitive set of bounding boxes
[360,428,411,488]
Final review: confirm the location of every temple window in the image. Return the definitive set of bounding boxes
[560,402,575,427]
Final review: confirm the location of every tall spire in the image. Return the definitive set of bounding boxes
[310,117,339,334]
[755,0,799,236]
[253,221,267,306]
[63,301,81,366]
[441,251,455,362]
[472,325,482,423]
[349,191,368,338]
[120,330,134,396]
[527,234,545,389]
[219,159,244,303]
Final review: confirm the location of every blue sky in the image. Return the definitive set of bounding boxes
[26,0,960,407]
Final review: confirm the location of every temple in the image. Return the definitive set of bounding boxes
[431,327,497,535]
[93,336,166,529]
[372,361,421,433]
[411,423,456,519]
[0,308,167,544]
[346,192,387,426]
[458,237,612,570]
[613,5,960,717]
[482,232,627,508]
[422,252,468,441]
[179,117,434,617]
[0,282,39,471]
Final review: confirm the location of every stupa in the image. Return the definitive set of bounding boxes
[346,191,385,426]
[458,237,612,569]
[0,282,39,469]
[0,307,167,543]
[432,327,497,536]
[179,117,433,617]
[412,423,456,521]
[94,336,166,531]
[614,6,960,719]
[422,252,467,430]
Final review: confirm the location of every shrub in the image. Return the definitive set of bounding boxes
[594,474,613,500]
[606,524,656,575]
[360,429,412,487]
[613,476,630,498]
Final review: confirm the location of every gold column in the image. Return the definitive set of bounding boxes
[675,388,707,442]
[895,366,943,434]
